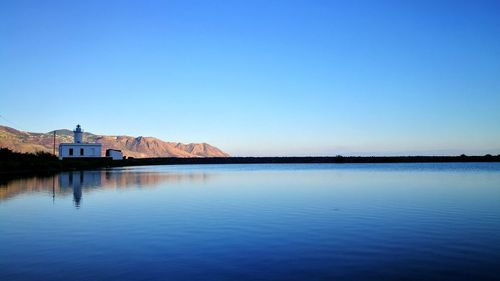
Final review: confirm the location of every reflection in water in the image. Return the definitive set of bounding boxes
[1,164,500,281]
[59,171,101,208]
[0,169,210,208]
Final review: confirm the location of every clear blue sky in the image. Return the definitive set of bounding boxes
[1,0,499,156]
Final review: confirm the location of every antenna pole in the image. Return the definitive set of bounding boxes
[53,131,56,155]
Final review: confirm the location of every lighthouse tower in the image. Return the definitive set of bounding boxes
[74,124,83,143]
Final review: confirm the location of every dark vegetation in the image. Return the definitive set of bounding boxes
[1,147,500,176]
[1,148,60,172]
[0,148,112,175]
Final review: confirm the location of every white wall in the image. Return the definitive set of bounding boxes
[108,150,123,160]
[59,144,102,159]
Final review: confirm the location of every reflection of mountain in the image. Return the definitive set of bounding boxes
[0,169,210,206]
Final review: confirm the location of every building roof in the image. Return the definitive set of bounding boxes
[59,143,102,146]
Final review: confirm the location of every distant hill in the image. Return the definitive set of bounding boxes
[0,125,229,158]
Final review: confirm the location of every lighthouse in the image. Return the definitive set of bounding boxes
[58,124,102,159]
[74,124,83,143]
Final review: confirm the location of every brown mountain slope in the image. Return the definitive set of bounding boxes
[174,142,229,157]
[0,125,229,158]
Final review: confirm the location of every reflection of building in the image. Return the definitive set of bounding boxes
[59,125,102,159]
[58,171,102,208]
[58,171,102,188]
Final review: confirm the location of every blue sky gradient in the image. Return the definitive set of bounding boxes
[1,0,499,156]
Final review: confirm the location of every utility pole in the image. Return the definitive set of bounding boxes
[53,131,56,156]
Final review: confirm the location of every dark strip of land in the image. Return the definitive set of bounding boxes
[1,148,499,176]
[121,155,500,165]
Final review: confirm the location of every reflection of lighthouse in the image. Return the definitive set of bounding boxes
[72,172,82,208]
[58,171,102,208]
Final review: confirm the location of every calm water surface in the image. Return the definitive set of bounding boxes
[1,163,500,281]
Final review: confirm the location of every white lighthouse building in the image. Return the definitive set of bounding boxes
[59,125,102,160]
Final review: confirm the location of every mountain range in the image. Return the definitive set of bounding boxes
[0,125,229,158]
